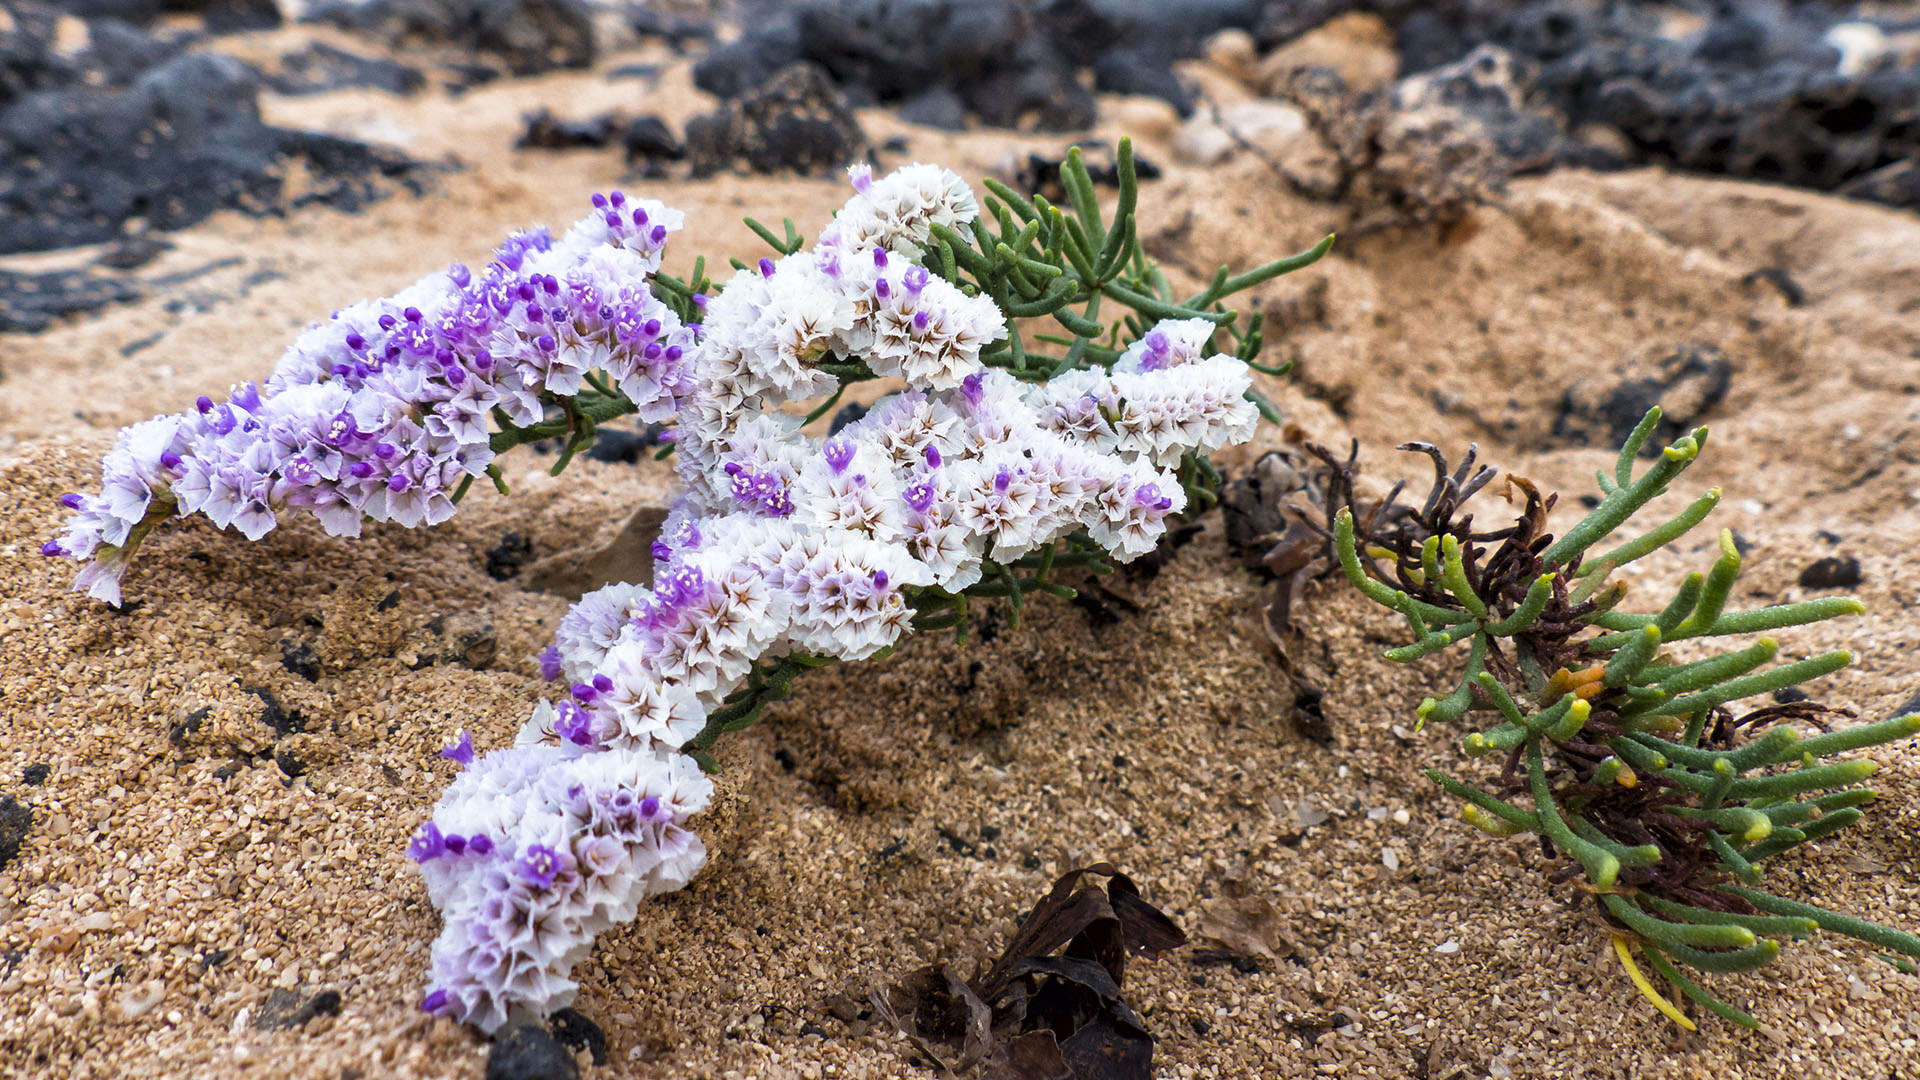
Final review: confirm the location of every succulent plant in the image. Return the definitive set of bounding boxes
[1335,409,1920,1029]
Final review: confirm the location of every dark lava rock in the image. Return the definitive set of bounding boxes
[1798,556,1862,590]
[1393,45,1564,173]
[793,0,1029,104]
[183,0,284,33]
[484,531,532,580]
[1093,45,1193,116]
[686,62,866,178]
[628,7,714,53]
[548,1009,607,1066]
[1055,0,1263,62]
[268,41,426,96]
[896,85,967,131]
[958,35,1095,132]
[0,796,30,872]
[274,746,308,779]
[1551,343,1732,454]
[1495,3,1920,208]
[1,52,430,255]
[305,0,596,76]
[699,0,1239,129]
[516,107,618,149]
[0,268,142,333]
[487,1025,580,1080]
[22,764,50,785]
[691,20,802,99]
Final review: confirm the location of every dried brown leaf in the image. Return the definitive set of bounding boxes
[1197,895,1298,962]
[1058,1012,1155,1080]
[985,1031,1071,1080]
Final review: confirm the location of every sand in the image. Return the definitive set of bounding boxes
[2,29,1918,1080]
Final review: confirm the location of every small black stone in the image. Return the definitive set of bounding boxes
[622,116,685,164]
[0,268,144,333]
[291,989,343,1024]
[487,1025,580,1080]
[0,796,33,872]
[1191,1015,1211,1035]
[485,532,534,580]
[21,764,50,786]
[516,109,619,150]
[826,401,868,435]
[375,589,402,612]
[275,747,308,780]
[1742,267,1805,307]
[586,425,665,464]
[1772,687,1810,704]
[281,640,322,682]
[243,686,306,736]
[95,233,174,270]
[773,747,798,771]
[549,1008,607,1066]
[170,706,209,748]
[1797,556,1861,590]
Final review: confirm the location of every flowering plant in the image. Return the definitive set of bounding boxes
[47,141,1332,1031]
[1333,418,1920,1029]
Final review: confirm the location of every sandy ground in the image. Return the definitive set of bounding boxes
[2,30,1919,1080]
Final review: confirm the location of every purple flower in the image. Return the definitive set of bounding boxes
[554,700,595,747]
[1135,482,1174,511]
[421,989,449,1014]
[823,439,855,475]
[408,822,447,862]
[639,796,661,818]
[961,373,984,407]
[469,835,494,856]
[924,446,942,468]
[519,844,562,889]
[538,645,564,681]
[440,730,475,766]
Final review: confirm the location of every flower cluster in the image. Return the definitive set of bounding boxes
[410,167,1267,1029]
[45,192,696,605]
[51,160,1279,1033]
